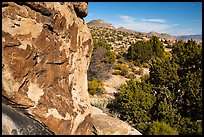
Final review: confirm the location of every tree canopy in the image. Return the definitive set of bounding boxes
[109,39,202,135]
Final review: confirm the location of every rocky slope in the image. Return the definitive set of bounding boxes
[87,19,175,47]
[2,2,93,135]
[90,27,146,52]
[87,19,175,52]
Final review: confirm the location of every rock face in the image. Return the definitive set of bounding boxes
[73,2,88,18]
[2,2,93,135]
[2,97,54,135]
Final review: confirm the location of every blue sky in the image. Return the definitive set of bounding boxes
[84,2,202,36]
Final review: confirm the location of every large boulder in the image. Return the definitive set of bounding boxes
[91,107,142,135]
[73,2,88,18]
[2,96,54,135]
[2,2,93,135]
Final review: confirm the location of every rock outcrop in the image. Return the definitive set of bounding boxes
[91,107,142,135]
[2,2,93,135]
[73,2,88,18]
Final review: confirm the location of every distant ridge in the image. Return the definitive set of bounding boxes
[173,35,202,42]
[87,19,115,29]
[116,27,147,36]
[147,31,174,41]
[87,19,174,41]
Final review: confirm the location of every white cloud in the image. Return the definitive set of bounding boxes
[114,15,179,34]
[141,18,166,23]
[172,24,179,26]
[119,15,135,23]
[168,28,199,36]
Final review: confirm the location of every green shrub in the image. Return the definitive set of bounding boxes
[148,120,178,135]
[165,44,173,48]
[126,36,164,65]
[105,40,202,135]
[91,100,109,110]
[131,67,138,74]
[178,117,202,135]
[88,80,106,95]
[116,53,122,59]
[126,40,152,65]
[142,62,150,68]
[149,36,164,59]
[93,38,111,50]
[117,58,125,64]
[104,50,116,64]
[126,72,135,79]
[135,68,144,75]
[120,65,129,76]
[114,64,128,71]
[109,79,156,133]
[112,70,121,75]
[114,64,120,70]
[128,61,135,68]
[113,64,129,76]
[142,74,150,81]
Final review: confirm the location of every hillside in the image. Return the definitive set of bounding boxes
[87,19,174,85]
[116,27,147,36]
[87,19,172,112]
[87,18,202,135]
[147,31,174,41]
[87,19,175,48]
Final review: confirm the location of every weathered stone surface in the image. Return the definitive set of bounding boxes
[2,2,93,135]
[2,97,54,135]
[91,107,142,135]
[73,2,88,18]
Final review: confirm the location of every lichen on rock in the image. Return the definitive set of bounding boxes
[2,2,93,135]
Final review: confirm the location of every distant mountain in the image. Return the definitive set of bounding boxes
[117,27,136,33]
[87,19,115,29]
[173,35,202,42]
[147,31,174,41]
[87,19,174,41]
[116,27,147,36]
